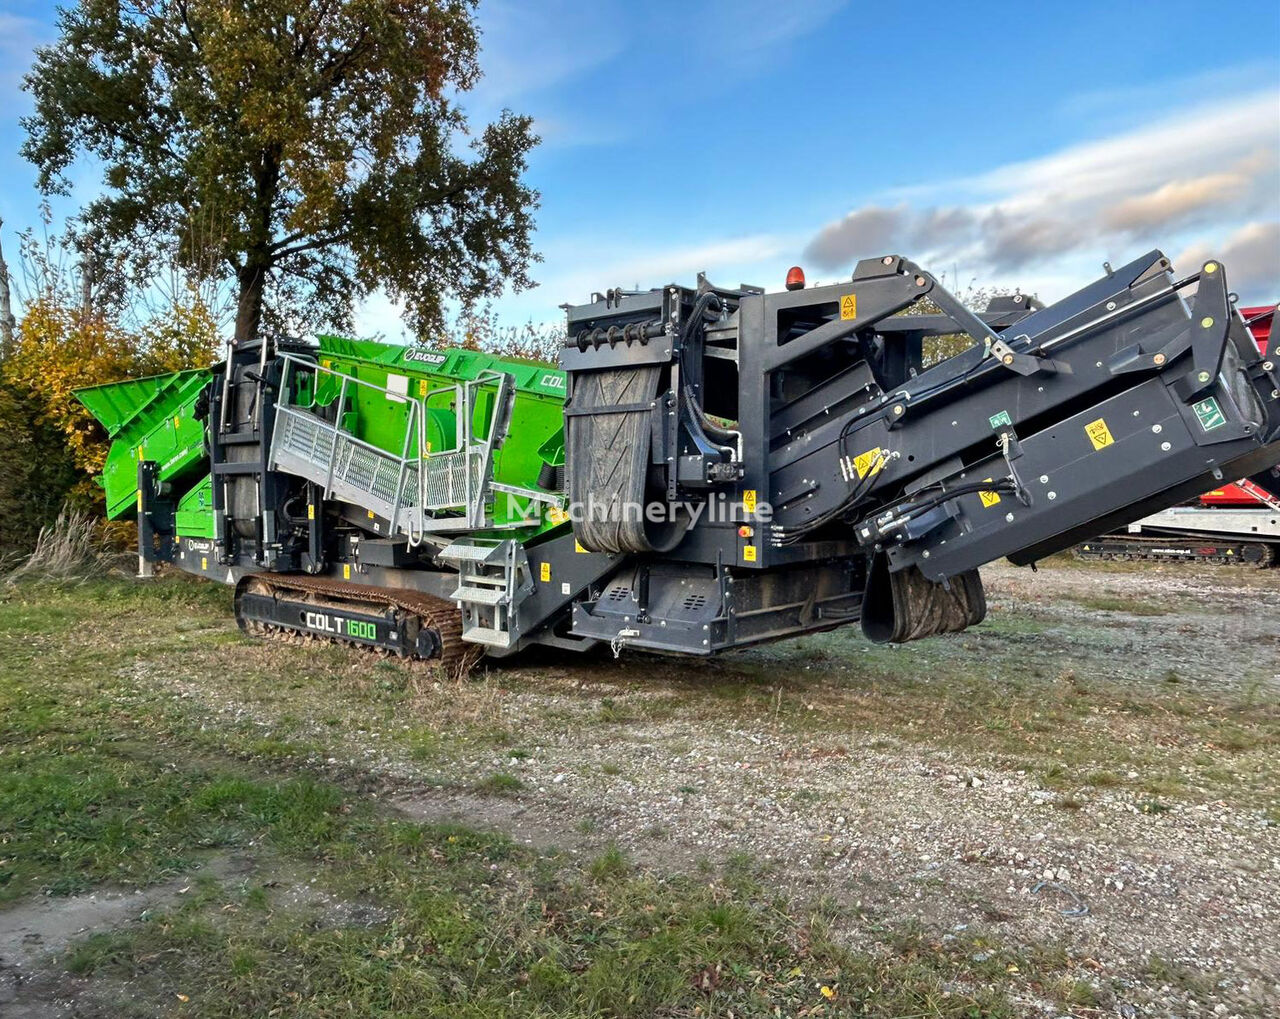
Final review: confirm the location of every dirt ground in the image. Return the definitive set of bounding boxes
[390,561,1280,1016]
[3,556,1278,1017]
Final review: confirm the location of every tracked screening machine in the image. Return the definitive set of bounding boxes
[78,251,1280,669]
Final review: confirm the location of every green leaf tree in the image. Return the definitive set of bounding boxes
[22,0,539,344]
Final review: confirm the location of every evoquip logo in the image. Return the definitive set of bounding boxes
[404,349,448,366]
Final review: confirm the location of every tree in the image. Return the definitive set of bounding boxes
[439,302,564,364]
[0,224,218,555]
[22,0,538,345]
[0,219,15,358]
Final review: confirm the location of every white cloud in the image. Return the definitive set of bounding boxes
[464,0,848,150]
[1176,221,1280,300]
[461,0,628,149]
[1056,63,1276,127]
[803,89,1280,295]
[695,0,846,71]
[1102,165,1255,234]
[969,92,1276,208]
[543,233,784,303]
[363,63,1280,335]
[470,0,626,107]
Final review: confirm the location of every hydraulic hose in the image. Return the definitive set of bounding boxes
[679,292,739,459]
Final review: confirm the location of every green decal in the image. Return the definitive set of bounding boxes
[988,410,1012,429]
[1192,397,1226,432]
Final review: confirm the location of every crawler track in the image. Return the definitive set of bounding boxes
[235,573,484,678]
[1075,534,1276,567]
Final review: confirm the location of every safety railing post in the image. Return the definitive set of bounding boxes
[463,382,474,522]
[324,376,347,499]
[390,398,414,534]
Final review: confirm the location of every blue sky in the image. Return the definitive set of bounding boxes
[2,0,1278,340]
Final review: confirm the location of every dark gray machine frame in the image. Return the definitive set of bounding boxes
[142,249,1280,662]
[560,251,1280,655]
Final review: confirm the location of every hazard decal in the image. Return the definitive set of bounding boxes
[839,294,858,321]
[853,447,886,480]
[1084,418,1114,451]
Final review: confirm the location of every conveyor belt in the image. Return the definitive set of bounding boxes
[566,364,680,553]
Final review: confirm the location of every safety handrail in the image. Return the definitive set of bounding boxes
[272,354,519,543]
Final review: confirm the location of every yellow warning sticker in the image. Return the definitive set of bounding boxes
[574,539,588,554]
[539,561,551,582]
[201,556,208,571]
[979,478,1001,508]
[307,504,315,520]
[1084,417,1114,451]
[743,489,757,514]
[343,563,351,580]
[137,491,144,511]
[853,447,887,480]
[419,379,428,397]
[839,294,858,320]
[548,505,569,525]
[743,545,758,562]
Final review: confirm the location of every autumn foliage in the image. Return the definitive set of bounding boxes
[0,283,216,555]
[7,296,215,478]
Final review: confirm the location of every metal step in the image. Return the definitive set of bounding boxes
[437,539,507,565]
[461,626,514,649]
[435,537,532,651]
[451,585,508,606]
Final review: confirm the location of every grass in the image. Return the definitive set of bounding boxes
[590,602,1279,811]
[4,508,131,583]
[587,844,631,881]
[0,573,1129,1017]
[404,729,443,762]
[1064,593,1170,616]
[472,771,524,796]
[62,559,1271,817]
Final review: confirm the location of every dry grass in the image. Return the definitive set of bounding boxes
[4,509,131,583]
[2,575,1078,1019]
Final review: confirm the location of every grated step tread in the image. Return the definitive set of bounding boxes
[439,542,506,564]
[451,586,508,606]
[462,625,513,648]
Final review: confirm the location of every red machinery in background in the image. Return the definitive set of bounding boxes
[1079,304,1280,566]
[1200,306,1274,507]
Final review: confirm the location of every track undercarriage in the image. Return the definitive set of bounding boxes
[234,574,482,677]
[1076,534,1276,567]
